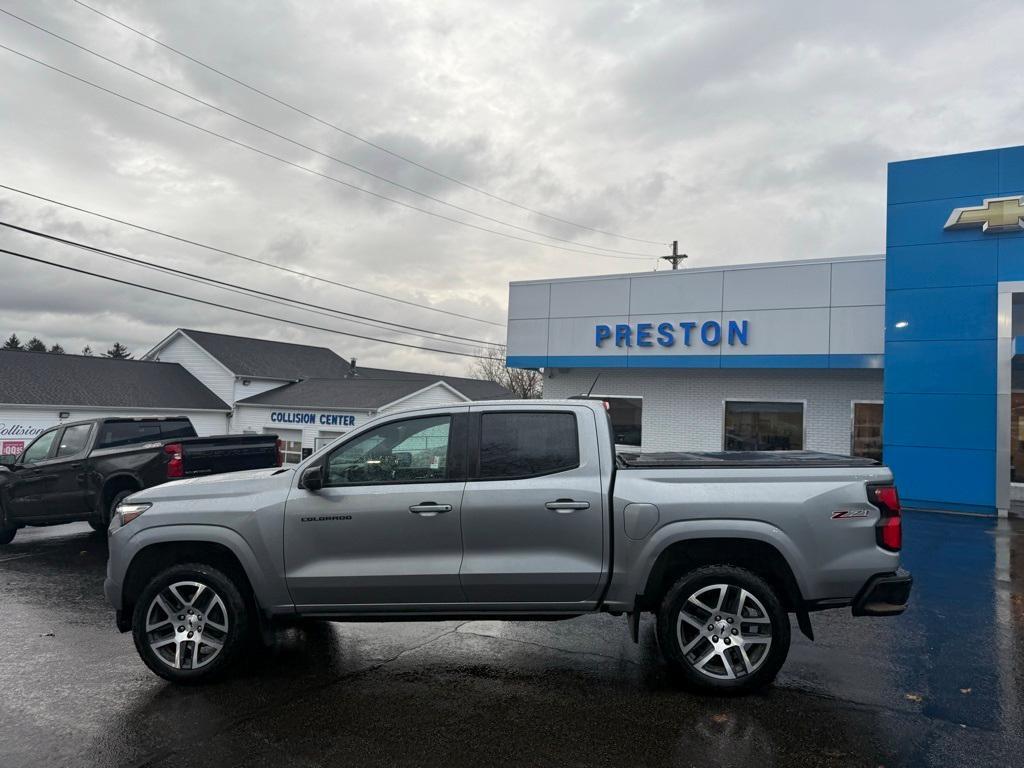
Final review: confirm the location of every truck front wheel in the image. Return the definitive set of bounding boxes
[656,565,790,694]
[131,562,250,684]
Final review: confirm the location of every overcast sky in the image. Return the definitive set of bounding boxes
[1,0,1022,375]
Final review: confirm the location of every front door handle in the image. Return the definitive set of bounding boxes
[545,499,591,512]
[409,502,452,515]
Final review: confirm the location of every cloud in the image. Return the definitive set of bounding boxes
[1,0,1023,377]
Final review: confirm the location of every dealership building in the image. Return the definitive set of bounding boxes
[0,328,507,464]
[508,144,1024,517]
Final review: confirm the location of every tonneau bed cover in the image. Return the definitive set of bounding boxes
[616,450,879,469]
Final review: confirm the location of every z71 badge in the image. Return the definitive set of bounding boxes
[831,509,870,519]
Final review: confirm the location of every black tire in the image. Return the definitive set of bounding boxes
[0,526,15,545]
[93,489,134,532]
[656,565,790,694]
[132,562,250,684]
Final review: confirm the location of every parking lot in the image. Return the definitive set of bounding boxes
[0,511,1020,768]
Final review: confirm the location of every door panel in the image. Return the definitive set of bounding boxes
[4,428,60,521]
[284,483,467,608]
[459,408,607,605]
[44,424,95,519]
[283,412,468,610]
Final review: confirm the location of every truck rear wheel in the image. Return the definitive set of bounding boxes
[132,562,250,684]
[656,565,790,694]
[0,526,16,545]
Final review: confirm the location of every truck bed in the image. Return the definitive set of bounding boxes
[616,449,879,469]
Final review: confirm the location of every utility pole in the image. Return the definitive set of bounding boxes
[661,240,687,270]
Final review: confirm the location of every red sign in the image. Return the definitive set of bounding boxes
[1,441,25,456]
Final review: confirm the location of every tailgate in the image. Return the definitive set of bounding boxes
[180,435,279,476]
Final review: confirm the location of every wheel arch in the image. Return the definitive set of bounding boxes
[117,530,269,631]
[100,473,144,515]
[638,533,806,616]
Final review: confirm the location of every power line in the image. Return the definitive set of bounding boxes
[0,7,657,259]
[0,220,503,350]
[72,0,666,248]
[0,43,656,263]
[0,245,492,360]
[0,183,505,327]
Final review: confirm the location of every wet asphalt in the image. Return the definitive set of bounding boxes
[0,512,1021,768]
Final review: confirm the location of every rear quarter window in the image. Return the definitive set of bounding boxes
[477,412,579,480]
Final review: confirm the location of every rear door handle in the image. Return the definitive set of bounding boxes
[409,502,452,515]
[545,499,591,512]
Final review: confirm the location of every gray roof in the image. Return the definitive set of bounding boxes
[174,328,511,399]
[354,367,511,400]
[0,351,231,410]
[179,329,352,380]
[236,377,459,410]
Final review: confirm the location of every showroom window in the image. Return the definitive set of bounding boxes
[603,397,643,447]
[267,429,302,464]
[851,402,883,461]
[724,401,804,451]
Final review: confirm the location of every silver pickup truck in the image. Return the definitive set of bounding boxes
[104,400,911,692]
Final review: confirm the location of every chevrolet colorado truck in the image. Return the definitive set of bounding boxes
[104,400,911,692]
[0,416,281,544]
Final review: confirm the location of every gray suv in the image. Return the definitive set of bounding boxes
[105,400,911,692]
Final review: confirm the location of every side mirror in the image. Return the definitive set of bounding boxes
[301,465,324,492]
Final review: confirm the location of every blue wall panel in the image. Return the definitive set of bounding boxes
[883,446,995,508]
[997,236,1024,282]
[886,241,997,290]
[999,146,1024,190]
[885,286,996,342]
[888,150,998,204]
[884,339,996,395]
[884,393,995,451]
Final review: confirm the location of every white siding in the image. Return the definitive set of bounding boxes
[377,384,467,415]
[233,378,290,403]
[233,405,373,456]
[149,334,235,406]
[0,406,229,455]
[542,368,883,455]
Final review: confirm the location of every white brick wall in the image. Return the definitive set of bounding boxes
[542,368,883,454]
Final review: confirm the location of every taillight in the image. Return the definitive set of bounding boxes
[869,484,902,551]
[164,442,184,479]
[276,439,284,467]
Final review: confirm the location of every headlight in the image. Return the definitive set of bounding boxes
[117,502,152,525]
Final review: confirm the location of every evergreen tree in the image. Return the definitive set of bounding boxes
[81,345,93,356]
[25,337,48,352]
[104,342,132,359]
[2,333,23,351]
[49,344,65,354]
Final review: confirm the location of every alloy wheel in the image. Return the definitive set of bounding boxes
[143,581,230,670]
[676,583,773,680]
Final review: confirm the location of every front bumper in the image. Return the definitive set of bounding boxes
[852,568,913,616]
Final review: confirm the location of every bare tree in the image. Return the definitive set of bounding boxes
[470,346,542,399]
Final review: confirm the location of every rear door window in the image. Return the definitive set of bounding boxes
[476,412,579,480]
[97,422,161,448]
[55,424,92,457]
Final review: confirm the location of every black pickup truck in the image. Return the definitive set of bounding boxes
[0,417,280,544]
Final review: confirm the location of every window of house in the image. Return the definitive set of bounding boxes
[724,401,804,451]
[477,412,579,479]
[267,429,302,464]
[851,402,883,461]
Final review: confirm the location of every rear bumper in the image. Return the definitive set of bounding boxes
[852,568,913,616]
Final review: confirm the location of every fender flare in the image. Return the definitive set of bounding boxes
[117,523,287,615]
[631,518,812,604]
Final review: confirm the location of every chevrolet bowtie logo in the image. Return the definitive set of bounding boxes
[945,196,1024,233]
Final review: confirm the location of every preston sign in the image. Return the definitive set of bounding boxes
[595,319,749,349]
